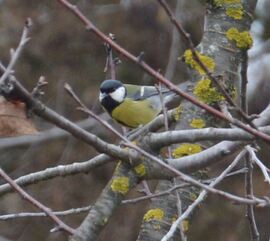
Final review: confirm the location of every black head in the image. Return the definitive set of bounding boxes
[99,79,126,114]
[100,79,123,94]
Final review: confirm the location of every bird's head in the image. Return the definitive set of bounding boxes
[99,79,126,103]
[99,80,126,113]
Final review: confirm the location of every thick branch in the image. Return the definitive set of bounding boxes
[0,168,75,234]
[70,163,138,241]
[149,125,270,149]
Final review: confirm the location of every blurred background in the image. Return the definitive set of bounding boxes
[0,0,269,240]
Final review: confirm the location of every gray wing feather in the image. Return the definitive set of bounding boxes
[125,84,171,100]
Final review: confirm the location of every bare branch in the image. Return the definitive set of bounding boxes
[161,149,247,241]
[245,146,260,241]
[0,205,92,220]
[123,183,191,205]
[31,76,48,98]
[149,126,270,148]
[0,116,108,150]
[0,168,75,234]
[123,167,247,204]
[240,51,249,113]
[0,154,111,197]
[0,19,31,85]
[247,145,270,184]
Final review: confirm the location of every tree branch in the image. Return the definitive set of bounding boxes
[0,154,111,197]
[0,19,31,86]
[0,168,75,234]
[149,125,270,149]
[161,149,247,241]
[0,205,92,220]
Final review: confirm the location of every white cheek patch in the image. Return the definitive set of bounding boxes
[110,86,126,103]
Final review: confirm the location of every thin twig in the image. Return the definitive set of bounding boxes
[241,49,259,241]
[245,146,260,241]
[161,149,247,241]
[123,183,190,204]
[31,76,48,98]
[122,168,246,204]
[104,33,117,79]
[56,0,270,144]
[175,189,187,241]
[0,115,109,150]
[0,168,75,234]
[108,33,116,79]
[247,146,270,184]
[0,205,92,221]
[240,51,248,113]
[156,82,171,157]
[0,19,31,85]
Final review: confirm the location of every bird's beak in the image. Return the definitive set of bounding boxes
[99,92,107,102]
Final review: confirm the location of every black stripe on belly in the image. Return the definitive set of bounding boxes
[101,96,121,114]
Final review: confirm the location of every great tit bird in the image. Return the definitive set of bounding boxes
[99,79,174,128]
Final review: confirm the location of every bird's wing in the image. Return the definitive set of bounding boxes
[124,84,171,101]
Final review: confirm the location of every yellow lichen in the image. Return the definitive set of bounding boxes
[189,192,198,201]
[214,0,241,6]
[153,224,161,230]
[231,87,237,101]
[194,78,224,104]
[223,0,241,3]
[111,177,129,195]
[102,217,108,224]
[182,220,189,232]
[226,27,253,49]
[172,144,202,158]
[184,50,215,75]
[134,164,146,177]
[173,105,182,121]
[190,118,206,129]
[143,208,164,222]
[226,5,243,19]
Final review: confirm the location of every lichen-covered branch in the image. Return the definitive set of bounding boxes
[70,162,138,241]
[137,0,259,240]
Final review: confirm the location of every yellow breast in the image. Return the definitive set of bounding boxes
[111,99,160,128]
